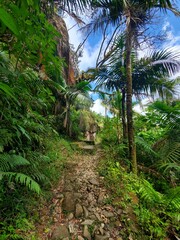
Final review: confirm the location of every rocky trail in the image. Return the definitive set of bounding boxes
[36,143,125,240]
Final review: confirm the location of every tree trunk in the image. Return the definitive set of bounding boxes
[121,87,127,140]
[63,97,71,136]
[125,21,137,174]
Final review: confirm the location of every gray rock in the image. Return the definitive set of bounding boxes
[56,194,64,199]
[81,219,94,225]
[68,223,75,234]
[75,203,84,218]
[89,178,99,186]
[77,236,84,240]
[98,191,105,203]
[99,226,104,235]
[94,212,103,222]
[74,192,83,200]
[52,225,70,240]
[102,210,114,218]
[83,206,89,218]
[87,193,94,203]
[63,192,75,212]
[64,180,73,191]
[67,212,74,220]
[88,214,97,220]
[83,225,92,240]
[117,209,123,215]
[94,235,109,240]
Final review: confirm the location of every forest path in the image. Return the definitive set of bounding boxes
[36,143,124,240]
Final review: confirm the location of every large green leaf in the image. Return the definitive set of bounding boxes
[1,172,41,194]
[0,8,19,35]
[0,83,17,98]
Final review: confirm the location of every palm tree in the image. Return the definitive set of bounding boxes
[54,81,92,136]
[91,47,180,170]
[86,0,180,174]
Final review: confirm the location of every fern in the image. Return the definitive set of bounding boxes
[164,186,180,210]
[0,154,30,172]
[1,172,41,194]
[157,141,180,181]
[23,165,47,182]
[135,178,163,205]
[160,162,180,174]
[136,136,157,155]
[0,154,42,194]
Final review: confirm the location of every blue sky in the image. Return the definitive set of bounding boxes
[64,4,180,115]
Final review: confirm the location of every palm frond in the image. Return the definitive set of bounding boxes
[150,49,180,76]
[163,142,180,163]
[59,0,91,13]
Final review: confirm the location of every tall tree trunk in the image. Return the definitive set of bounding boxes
[63,97,71,136]
[125,21,137,174]
[121,87,127,140]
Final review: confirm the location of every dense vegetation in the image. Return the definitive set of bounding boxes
[0,0,180,239]
[99,99,180,239]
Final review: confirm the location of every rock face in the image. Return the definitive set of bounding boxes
[51,14,76,85]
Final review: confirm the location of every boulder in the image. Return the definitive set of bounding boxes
[52,225,69,240]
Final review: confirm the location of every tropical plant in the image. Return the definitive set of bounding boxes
[0,154,41,194]
[150,100,180,185]
[90,46,180,144]
[54,81,92,136]
[86,0,180,174]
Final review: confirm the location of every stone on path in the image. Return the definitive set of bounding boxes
[83,206,89,218]
[98,191,105,203]
[67,212,74,220]
[75,203,84,218]
[63,192,75,212]
[89,178,99,186]
[83,225,92,240]
[81,219,94,225]
[77,236,84,240]
[52,225,69,240]
[94,235,109,240]
[102,210,114,218]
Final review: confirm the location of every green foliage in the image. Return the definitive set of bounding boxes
[100,117,122,145]
[0,7,19,35]
[99,145,180,239]
[0,153,41,194]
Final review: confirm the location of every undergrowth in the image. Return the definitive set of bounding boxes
[0,136,72,240]
[98,144,180,240]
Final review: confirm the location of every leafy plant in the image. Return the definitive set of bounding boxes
[0,153,41,194]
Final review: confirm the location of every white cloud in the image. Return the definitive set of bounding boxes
[161,21,180,49]
[133,98,153,115]
[137,42,155,59]
[90,99,106,116]
[162,21,170,32]
[63,15,101,71]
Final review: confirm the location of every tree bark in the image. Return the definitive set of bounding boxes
[125,21,137,174]
[121,87,127,140]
